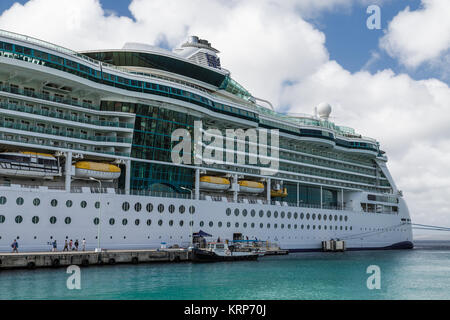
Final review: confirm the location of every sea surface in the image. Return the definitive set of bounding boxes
[0,240,449,300]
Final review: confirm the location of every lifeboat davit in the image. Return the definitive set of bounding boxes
[0,151,60,179]
[74,161,121,180]
[199,176,230,191]
[238,180,265,194]
[271,188,288,198]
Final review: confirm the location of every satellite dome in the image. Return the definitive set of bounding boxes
[317,103,332,120]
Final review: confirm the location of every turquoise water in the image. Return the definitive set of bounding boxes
[1,241,449,300]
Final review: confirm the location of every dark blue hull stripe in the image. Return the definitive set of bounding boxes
[287,241,414,253]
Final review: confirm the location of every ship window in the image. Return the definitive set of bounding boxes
[267,223,271,229]
[16,197,24,206]
[32,216,39,224]
[122,202,130,211]
[334,215,338,221]
[169,205,175,213]
[259,223,263,229]
[110,218,115,225]
[209,221,213,227]
[81,201,87,208]
[281,224,285,229]
[251,223,255,228]
[218,221,222,228]
[50,216,57,224]
[158,219,163,226]
[179,205,185,214]
[95,202,100,209]
[274,224,278,229]
[122,219,128,226]
[267,211,271,218]
[300,213,304,220]
[135,202,142,212]
[301,225,304,230]
[242,209,248,217]
[0,197,6,205]
[288,212,292,219]
[189,206,195,214]
[135,219,140,226]
[281,212,285,219]
[324,215,327,221]
[146,203,153,213]
[15,215,23,224]
[234,209,239,216]
[158,204,164,213]
[312,214,316,220]
[65,217,71,225]
[199,221,204,227]
[251,210,256,217]
[33,198,40,206]
[93,218,99,225]
[340,215,343,221]
[227,222,231,228]
[147,219,152,226]
[235,222,239,228]
[259,210,264,218]
[318,214,322,221]
[51,199,58,207]
[306,213,310,220]
[179,220,184,227]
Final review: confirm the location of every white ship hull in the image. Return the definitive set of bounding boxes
[0,188,413,252]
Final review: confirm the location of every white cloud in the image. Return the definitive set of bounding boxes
[380,0,450,71]
[0,0,449,234]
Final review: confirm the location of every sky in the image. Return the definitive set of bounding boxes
[0,0,449,239]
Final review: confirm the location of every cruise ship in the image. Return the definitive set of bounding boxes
[0,30,413,252]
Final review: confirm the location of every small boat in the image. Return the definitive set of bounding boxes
[74,161,121,180]
[199,176,230,191]
[192,242,259,262]
[238,180,265,194]
[0,151,60,178]
[271,188,288,198]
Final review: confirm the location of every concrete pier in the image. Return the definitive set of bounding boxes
[0,249,192,270]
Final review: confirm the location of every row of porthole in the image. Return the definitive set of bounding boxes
[121,202,195,214]
[0,196,100,209]
[226,209,348,222]
[0,215,353,232]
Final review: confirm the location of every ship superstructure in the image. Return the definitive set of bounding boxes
[0,30,412,252]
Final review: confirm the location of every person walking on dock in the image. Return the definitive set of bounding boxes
[52,240,57,252]
[63,240,69,252]
[69,239,73,251]
[82,238,86,251]
[74,239,79,251]
[11,239,18,253]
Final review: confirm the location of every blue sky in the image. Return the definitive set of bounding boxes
[0,0,441,84]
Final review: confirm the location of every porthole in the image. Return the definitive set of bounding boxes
[122,202,130,211]
[259,223,264,229]
[93,218,100,225]
[50,216,57,224]
[301,225,304,229]
[267,223,271,229]
[158,220,163,226]
[329,215,332,221]
[306,213,310,220]
[33,198,41,206]
[324,225,327,230]
[147,219,152,226]
[16,197,24,206]
[324,215,327,221]
[135,202,142,212]
[243,222,247,228]
[274,224,278,229]
[32,216,39,224]
[235,222,239,228]
[209,221,214,227]
[345,216,348,222]
[200,221,204,227]
[65,200,72,208]
[179,220,184,227]
[109,218,115,225]
[135,219,140,226]
[251,223,255,228]
[189,206,195,214]
[81,201,87,208]
[339,215,343,221]
[15,215,23,224]
[122,218,128,226]
[281,224,285,229]
[65,217,71,225]
[307,225,310,230]
[242,209,248,217]
[259,210,264,218]
[95,201,100,209]
[300,213,304,219]
[294,212,298,219]
[51,199,58,207]
[340,226,343,230]
[274,211,279,218]
[179,205,185,214]
[267,211,272,218]
[218,221,223,228]
[318,214,322,221]
[281,212,285,219]
[169,205,175,214]
[350,226,353,231]
[318,225,322,230]
[168,220,173,226]
[0,196,6,205]
[312,214,316,220]
[251,210,256,217]
[227,222,231,228]
[234,209,239,217]
[226,208,231,216]
[313,225,316,230]
[158,204,164,213]
[334,215,338,221]
[146,203,153,213]
[287,212,292,219]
